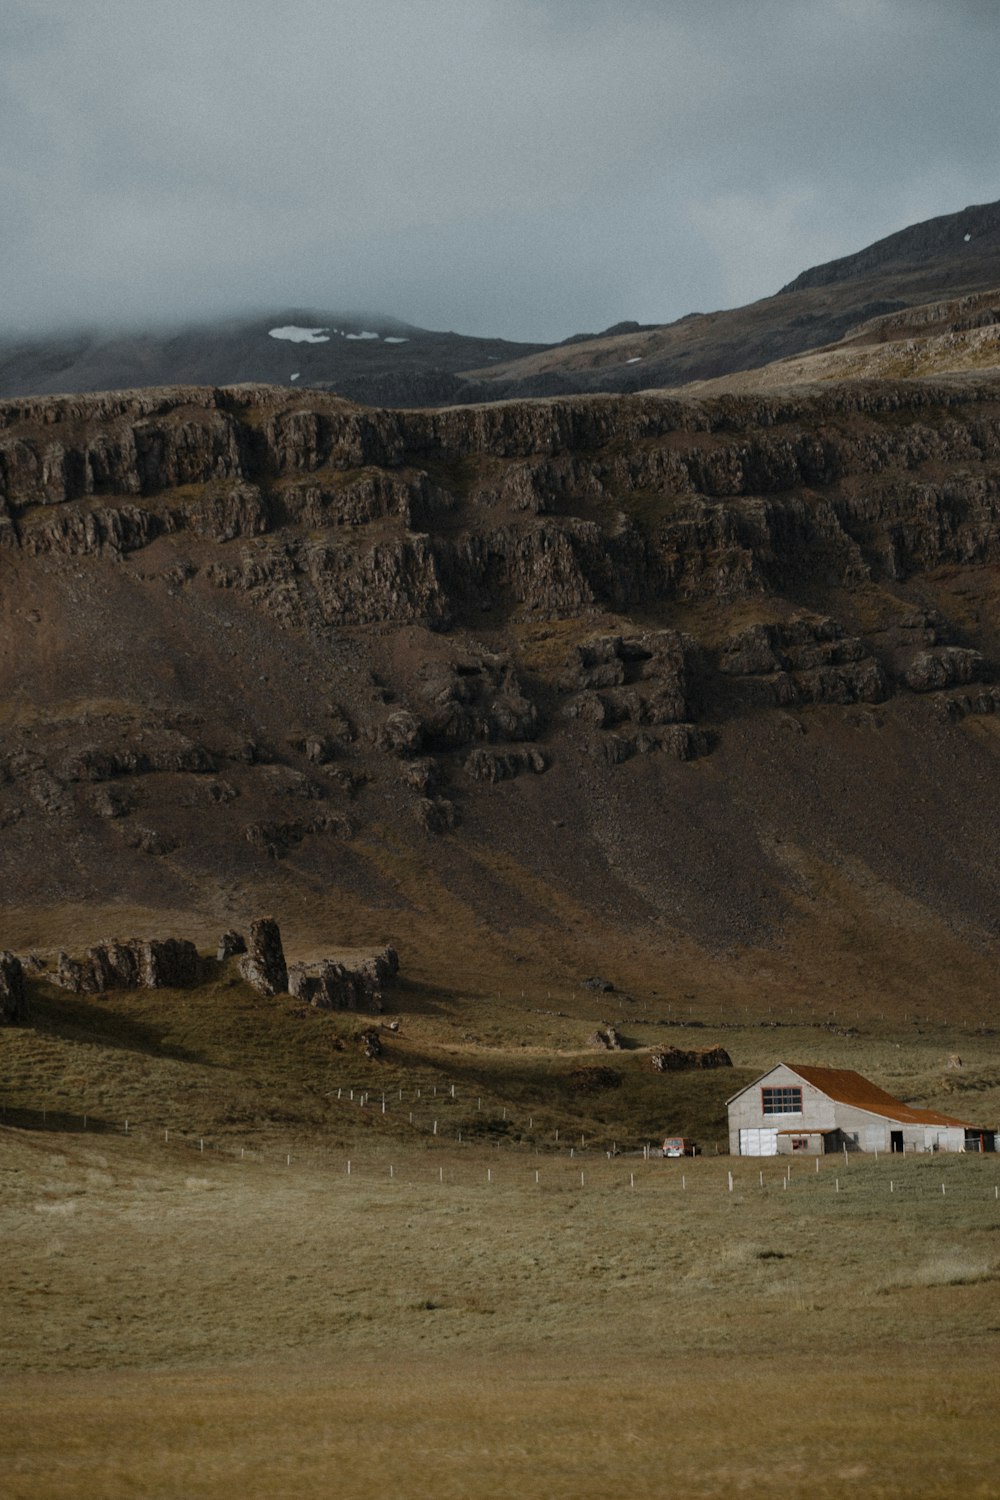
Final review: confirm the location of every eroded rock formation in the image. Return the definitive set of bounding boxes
[287,945,399,1011]
[650,1046,733,1071]
[0,952,27,1024]
[238,917,288,996]
[53,938,201,993]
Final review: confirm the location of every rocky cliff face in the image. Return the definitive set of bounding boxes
[6,379,1000,609]
[3,378,1000,1015]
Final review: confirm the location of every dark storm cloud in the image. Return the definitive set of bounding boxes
[1,0,997,340]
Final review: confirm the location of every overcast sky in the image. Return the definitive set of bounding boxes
[2,0,998,342]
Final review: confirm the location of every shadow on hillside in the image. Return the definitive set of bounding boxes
[0,1104,117,1134]
[27,985,208,1065]
[387,975,469,1016]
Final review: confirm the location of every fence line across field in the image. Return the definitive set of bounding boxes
[4,1101,999,1208]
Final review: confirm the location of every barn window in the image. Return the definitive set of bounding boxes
[790,1136,809,1151]
[762,1086,802,1115]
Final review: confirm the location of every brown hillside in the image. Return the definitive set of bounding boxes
[3,380,1000,1023]
[666,288,1000,395]
[467,201,1000,396]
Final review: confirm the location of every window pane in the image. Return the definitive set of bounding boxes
[762,1086,802,1115]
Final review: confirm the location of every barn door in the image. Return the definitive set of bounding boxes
[739,1128,778,1156]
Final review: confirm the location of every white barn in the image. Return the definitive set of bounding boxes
[727,1062,989,1156]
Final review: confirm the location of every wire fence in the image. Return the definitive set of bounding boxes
[4,1098,1000,1210]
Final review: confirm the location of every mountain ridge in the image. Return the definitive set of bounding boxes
[3,198,1000,406]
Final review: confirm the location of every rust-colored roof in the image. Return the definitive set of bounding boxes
[787,1064,971,1128]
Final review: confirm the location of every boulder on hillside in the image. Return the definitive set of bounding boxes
[904,647,985,692]
[587,1025,623,1050]
[238,916,288,996]
[650,1045,732,1071]
[358,1027,383,1058]
[415,796,459,833]
[0,952,27,1025]
[464,746,548,783]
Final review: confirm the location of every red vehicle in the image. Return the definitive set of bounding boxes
[661,1136,698,1158]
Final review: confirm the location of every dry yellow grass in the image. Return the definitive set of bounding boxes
[4,1352,999,1500]
[2,1125,999,1498]
[2,966,999,1498]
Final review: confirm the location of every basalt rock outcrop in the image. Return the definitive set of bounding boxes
[54,938,201,993]
[719,617,888,706]
[287,945,398,1011]
[3,381,1000,602]
[0,952,27,1024]
[238,917,288,997]
[650,1046,733,1072]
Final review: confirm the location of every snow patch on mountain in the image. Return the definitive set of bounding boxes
[269,326,331,344]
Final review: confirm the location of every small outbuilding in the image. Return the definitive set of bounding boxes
[727,1062,992,1156]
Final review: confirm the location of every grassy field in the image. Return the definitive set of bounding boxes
[2,970,1000,1497]
[3,969,998,1156]
[2,1122,1000,1498]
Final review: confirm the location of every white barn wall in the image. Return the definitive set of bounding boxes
[727,1064,972,1156]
